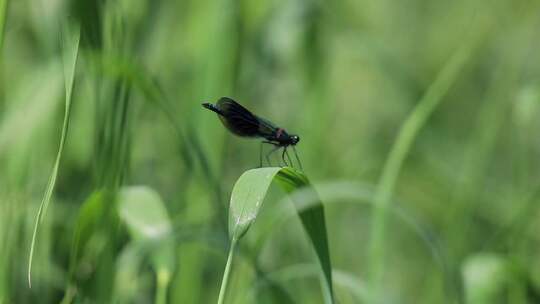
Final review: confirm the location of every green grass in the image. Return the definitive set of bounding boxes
[368,29,479,300]
[28,22,80,288]
[1,0,540,303]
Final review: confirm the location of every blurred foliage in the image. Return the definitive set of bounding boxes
[1,0,540,303]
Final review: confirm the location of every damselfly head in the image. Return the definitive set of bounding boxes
[290,135,300,145]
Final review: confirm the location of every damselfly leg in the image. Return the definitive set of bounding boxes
[281,148,289,167]
[260,141,302,170]
[260,141,277,167]
[292,146,303,170]
[265,144,281,167]
[259,141,266,167]
[285,149,294,168]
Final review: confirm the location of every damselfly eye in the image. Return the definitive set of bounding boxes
[291,135,300,145]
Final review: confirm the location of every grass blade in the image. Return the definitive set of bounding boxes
[217,240,237,304]
[368,36,477,300]
[219,167,334,304]
[27,23,80,287]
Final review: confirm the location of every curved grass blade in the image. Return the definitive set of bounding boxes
[219,167,334,304]
[266,181,456,303]
[368,35,478,300]
[251,276,296,304]
[27,23,80,287]
[254,264,369,303]
[117,186,175,304]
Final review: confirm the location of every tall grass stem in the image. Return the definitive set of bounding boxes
[217,240,237,304]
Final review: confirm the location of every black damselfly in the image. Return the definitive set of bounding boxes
[202,97,303,170]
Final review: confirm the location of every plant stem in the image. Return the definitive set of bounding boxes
[217,241,237,304]
[155,269,171,304]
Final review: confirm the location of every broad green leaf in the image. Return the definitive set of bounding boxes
[63,190,119,303]
[28,22,80,287]
[117,186,175,304]
[462,253,509,304]
[220,167,334,304]
[68,191,109,269]
[228,167,281,241]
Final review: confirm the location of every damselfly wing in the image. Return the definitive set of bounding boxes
[202,97,273,137]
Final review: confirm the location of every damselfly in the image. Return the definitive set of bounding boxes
[202,97,303,169]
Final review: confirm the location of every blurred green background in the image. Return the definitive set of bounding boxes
[1,0,540,303]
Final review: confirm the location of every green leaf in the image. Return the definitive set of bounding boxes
[228,167,281,241]
[118,186,172,240]
[70,191,111,263]
[462,253,508,304]
[63,190,119,303]
[27,22,80,287]
[117,186,175,304]
[220,167,334,304]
